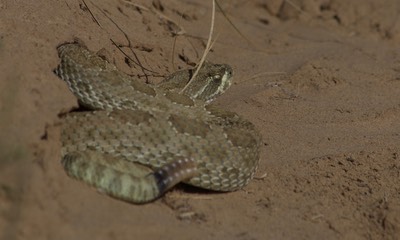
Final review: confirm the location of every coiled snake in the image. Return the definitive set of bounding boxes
[54,43,261,203]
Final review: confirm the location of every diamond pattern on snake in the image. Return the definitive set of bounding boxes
[54,42,261,203]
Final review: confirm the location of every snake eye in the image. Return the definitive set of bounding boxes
[213,75,222,83]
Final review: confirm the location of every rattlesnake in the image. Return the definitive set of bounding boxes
[54,42,261,203]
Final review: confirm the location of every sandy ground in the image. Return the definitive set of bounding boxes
[1,0,400,239]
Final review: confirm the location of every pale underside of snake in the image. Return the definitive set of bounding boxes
[54,42,261,204]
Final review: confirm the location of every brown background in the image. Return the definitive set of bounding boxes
[1,0,400,239]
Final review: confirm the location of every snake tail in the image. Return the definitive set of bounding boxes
[62,151,197,203]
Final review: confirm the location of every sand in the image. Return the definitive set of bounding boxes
[0,0,399,239]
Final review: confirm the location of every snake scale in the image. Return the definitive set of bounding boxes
[54,42,261,203]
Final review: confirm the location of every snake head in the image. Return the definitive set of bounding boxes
[186,62,233,103]
[159,62,233,103]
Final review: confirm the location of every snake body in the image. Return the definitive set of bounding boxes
[54,43,261,203]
